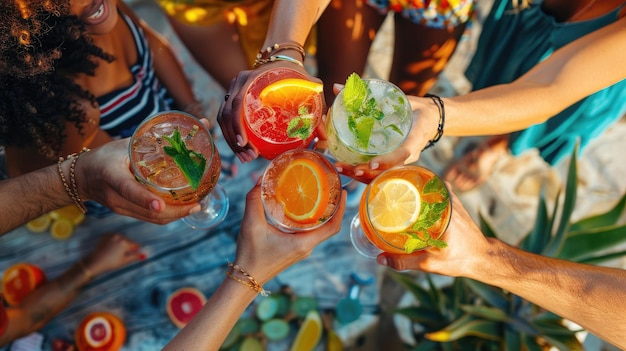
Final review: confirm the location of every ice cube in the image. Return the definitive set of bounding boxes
[151,122,176,137]
[150,166,187,188]
[132,135,157,153]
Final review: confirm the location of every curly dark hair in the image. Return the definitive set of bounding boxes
[0,0,114,159]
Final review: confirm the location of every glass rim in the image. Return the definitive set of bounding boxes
[260,148,342,232]
[243,67,324,145]
[330,78,412,155]
[128,110,216,192]
[363,165,452,251]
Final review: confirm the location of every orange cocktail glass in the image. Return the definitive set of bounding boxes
[129,111,228,229]
[243,67,324,160]
[351,166,451,258]
[261,149,342,233]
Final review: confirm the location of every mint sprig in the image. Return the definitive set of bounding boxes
[402,177,450,253]
[342,73,384,149]
[163,128,206,191]
[286,105,314,140]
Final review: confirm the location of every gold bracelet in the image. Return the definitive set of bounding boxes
[254,43,306,68]
[57,147,90,213]
[226,262,270,296]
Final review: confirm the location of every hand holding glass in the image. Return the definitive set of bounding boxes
[351,165,451,258]
[129,111,228,229]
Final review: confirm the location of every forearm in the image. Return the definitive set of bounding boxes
[163,277,259,351]
[468,238,626,348]
[0,263,91,346]
[0,165,71,235]
[435,18,626,137]
[263,0,331,47]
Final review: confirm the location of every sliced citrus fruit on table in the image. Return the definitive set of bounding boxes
[50,217,75,240]
[166,287,206,328]
[49,205,85,225]
[290,309,323,351]
[259,78,323,107]
[368,178,421,233]
[26,214,52,233]
[1,262,46,306]
[276,158,330,224]
[75,312,126,351]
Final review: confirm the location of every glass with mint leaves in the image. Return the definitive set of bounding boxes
[350,165,451,259]
[129,111,228,230]
[325,73,412,165]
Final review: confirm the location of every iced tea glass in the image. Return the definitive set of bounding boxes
[243,67,324,160]
[129,111,229,230]
[325,74,412,165]
[351,165,451,258]
[261,149,342,233]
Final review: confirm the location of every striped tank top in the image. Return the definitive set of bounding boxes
[97,12,173,139]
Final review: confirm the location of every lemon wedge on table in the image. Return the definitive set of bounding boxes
[50,217,75,240]
[26,214,52,233]
[368,178,421,233]
[49,205,85,225]
[290,309,323,351]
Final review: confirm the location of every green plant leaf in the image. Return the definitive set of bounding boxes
[578,248,626,265]
[395,306,448,329]
[520,334,544,351]
[163,128,206,191]
[544,145,578,257]
[461,305,510,323]
[569,192,626,232]
[464,279,510,311]
[426,316,501,342]
[478,213,498,239]
[520,191,551,254]
[389,271,437,308]
[558,224,626,262]
[504,327,523,351]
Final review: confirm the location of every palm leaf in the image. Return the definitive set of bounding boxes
[544,146,578,257]
[558,225,626,262]
[520,191,551,253]
[569,192,626,232]
[426,316,501,342]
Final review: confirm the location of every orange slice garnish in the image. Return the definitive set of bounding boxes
[259,78,323,108]
[276,158,330,224]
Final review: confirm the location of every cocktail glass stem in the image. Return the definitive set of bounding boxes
[350,214,382,259]
[181,183,229,230]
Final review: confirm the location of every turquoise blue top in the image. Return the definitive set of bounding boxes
[465,0,626,164]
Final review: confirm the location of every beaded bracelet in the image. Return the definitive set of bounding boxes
[57,147,91,214]
[226,262,270,296]
[254,43,306,68]
[422,94,445,150]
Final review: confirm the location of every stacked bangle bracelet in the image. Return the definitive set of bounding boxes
[422,93,445,150]
[226,262,270,297]
[254,43,306,68]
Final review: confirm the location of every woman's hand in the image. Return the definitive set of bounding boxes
[233,182,347,284]
[217,61,323,163]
